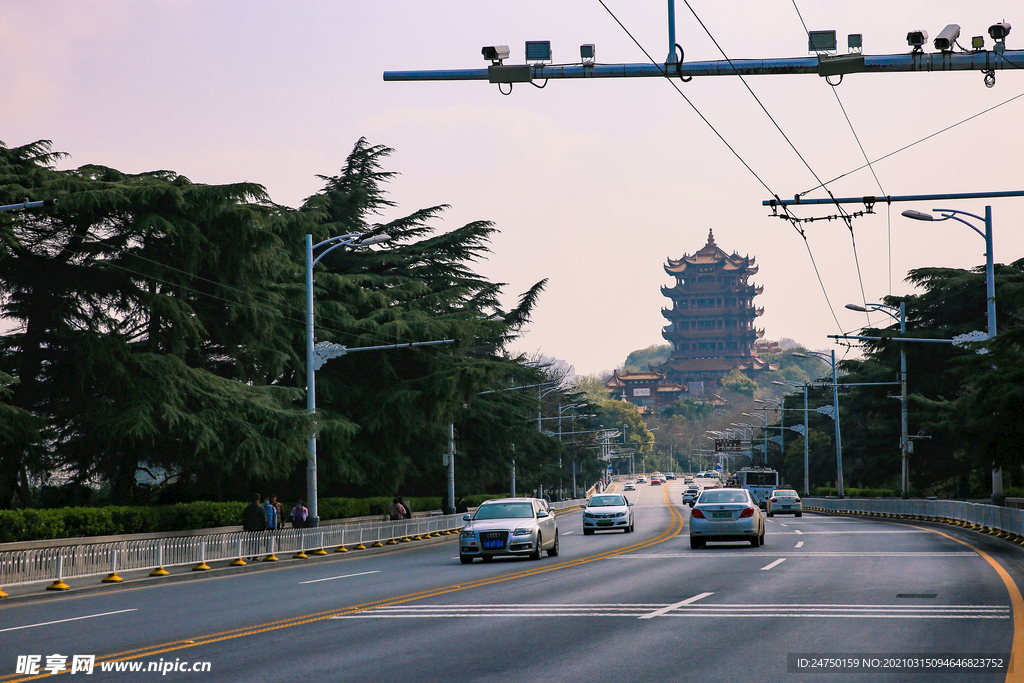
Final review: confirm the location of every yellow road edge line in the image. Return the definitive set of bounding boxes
[908,525,1023,683]
[0,492,685,682]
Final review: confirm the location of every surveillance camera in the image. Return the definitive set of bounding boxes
[481,45,510,63]
[933,24,960,51]
[989,22,1011,42]
[906,30,928,49]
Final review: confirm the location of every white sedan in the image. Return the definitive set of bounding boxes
[583,493,634,534]
[689,488,765,548]
[766,489,803,517]
[623,481,636,491]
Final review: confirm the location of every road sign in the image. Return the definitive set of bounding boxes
[715,439,742,453]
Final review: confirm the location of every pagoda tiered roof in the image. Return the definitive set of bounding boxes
[665,229,758,276]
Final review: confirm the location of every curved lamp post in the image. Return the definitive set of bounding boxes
[306,232,390,526]
[846,301,909,499]
[791,350,844,497]
[773,380,812,496]
[902,206,1001,505]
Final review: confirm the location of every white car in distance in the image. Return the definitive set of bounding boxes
[583,493,634,534]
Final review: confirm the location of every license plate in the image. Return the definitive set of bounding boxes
[781,505,792,509]
[712,511,732,519]
[598,520,612,526]
[483,540,504,548]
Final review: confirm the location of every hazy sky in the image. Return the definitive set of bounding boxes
[4,1,1023,376]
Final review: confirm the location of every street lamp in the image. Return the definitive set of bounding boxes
[773,380,812,496]
[742,412,769,468]
[791,350,844,497]
[754,398,784,467]
[902,206,1001,504]
[306,232,390,526]
[846,301,909,499]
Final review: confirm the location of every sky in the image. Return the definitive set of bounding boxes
[3,0,1023,376]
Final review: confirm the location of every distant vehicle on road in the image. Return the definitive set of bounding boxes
[665,472,675,480]
[651,476,662,485]
[733,467,780,509]
[623,481,636,491]
[583,493,634,534]
[682,485,701,506]
[766,489,802,517]
[459,498,558,564]
[636,475,647,484]
[689,488,765,549]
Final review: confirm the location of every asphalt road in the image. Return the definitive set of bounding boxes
[2,482,1022,682]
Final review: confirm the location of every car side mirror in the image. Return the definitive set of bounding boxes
[628,501,634,506]
[462,514,471,521]
[537,511,550,518]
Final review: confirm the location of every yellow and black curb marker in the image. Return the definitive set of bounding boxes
[1,489,685,682]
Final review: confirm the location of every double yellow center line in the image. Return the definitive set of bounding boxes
[3,487,686,680]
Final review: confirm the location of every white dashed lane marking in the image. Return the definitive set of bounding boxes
[761,558,786,571]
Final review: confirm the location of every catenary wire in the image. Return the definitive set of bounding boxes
[667,0,847,331]
[789,0,879,315]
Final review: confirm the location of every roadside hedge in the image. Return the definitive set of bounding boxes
[0,495,510,543]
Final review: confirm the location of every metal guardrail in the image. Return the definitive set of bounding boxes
[0,498,586,594]
[803,497,1024,541]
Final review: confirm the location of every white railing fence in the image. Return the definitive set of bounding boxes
[0,498,585,594]
[803,497,1024,540]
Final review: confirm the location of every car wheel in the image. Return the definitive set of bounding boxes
[530,534,543,561]
[796,512,802,518]
[547,532,559,557]
[459,554,473,564]
[760,526,765,545]
[690,538,705,549]
[767,511,774,517]
[584,528,594,536]
[750,534,760,547]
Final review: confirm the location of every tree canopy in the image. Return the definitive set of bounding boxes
[0,138,597,508]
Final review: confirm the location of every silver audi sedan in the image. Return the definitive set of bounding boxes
[582,493,634,534]
[459,498,559,564]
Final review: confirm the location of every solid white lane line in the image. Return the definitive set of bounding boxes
[795,541,804,548]
[639,592,714,619]
[564,531,574,535]
[300,570,380,585]
[609,552,977,558]
[0,609,138,634]
[761,558,787,571]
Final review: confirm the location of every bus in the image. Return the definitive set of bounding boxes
[733,467,779,507]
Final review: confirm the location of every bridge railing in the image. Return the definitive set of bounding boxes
[0,498,586,594]
[803,497,1024,540]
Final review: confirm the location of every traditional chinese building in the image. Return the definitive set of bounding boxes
[605,370,684,412]
[655,229,777,386]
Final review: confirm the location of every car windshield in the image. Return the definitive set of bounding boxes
[699,491,749,504]
[589,495,626,507]
[474,502,534,519]
[773,490,797,496]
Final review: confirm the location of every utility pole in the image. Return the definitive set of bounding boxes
[386,3,1024,86]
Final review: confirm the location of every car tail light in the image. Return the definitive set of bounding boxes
[769,498,777,503]
[738,507,755,518]
[691,508,706,519]
[795,498,802,502]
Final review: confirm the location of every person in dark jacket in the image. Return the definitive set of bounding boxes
[455,497,469,514]
[243,492,268,531]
